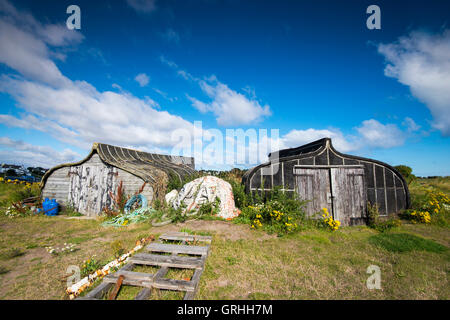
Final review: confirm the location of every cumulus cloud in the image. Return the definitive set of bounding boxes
[189,77,271,126]
[402,117,421,133]
[0,1,83,87]
[280,128,356,152]
[134,73,150,87]
[161,57,271,126]
[126,0,157,14]
[355,119,406,148]
[0,137,80,168]
[0,76,197,150]
[278,119,408,153]
[0,1,198,159]
[378,29,450,136]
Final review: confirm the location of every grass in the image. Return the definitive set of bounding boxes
[368,233,447,253]
[0,177,448,300]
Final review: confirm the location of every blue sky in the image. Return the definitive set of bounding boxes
[0,0,449,176]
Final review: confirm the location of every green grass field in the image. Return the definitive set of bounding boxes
[0,177,448,300]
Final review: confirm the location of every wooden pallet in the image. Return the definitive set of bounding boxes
[77,232,211,300]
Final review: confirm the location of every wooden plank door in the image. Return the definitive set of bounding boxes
[295,168,332,218]
[330,167,366,226]
[68,154,117,216]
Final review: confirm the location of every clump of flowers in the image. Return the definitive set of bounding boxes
[246,202,299,235]
[45,243,78,255]
[320,208,341,231]
[408,210,431,224]
[81,257,102,277]
[404,188,449,224]
[423,190,449,214]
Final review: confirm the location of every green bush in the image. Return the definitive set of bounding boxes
[80,259,103,278]
[235,187,306,236]
[367,202,401,232]
[394,165,416,185]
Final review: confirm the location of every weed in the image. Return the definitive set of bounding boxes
[110,240,126,258]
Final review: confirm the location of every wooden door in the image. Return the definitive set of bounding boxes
[330,167,366,226]
[68,154,117,216]
[294,168,332,218]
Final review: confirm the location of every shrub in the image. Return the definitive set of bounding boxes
[319,208,341,231]
[401,187,450,225]
[110,240,126,258]
[9,183,40,203]
[167,172,203,193]
[197,197,221,219]
[367,202,401,232]
[80,258,103,278]
[394,165,416,185]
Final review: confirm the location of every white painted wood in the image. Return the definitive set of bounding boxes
[44,153,154,216]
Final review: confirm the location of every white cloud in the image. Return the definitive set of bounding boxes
[160,57,271,126]
[0,137,80,168]
[280,128,356,152]
[278,119,407,153]
[0,1,198,156]
[0,76,197,150]
[134,73,150,87]
[126,0,157,14]
[378,29,450,136]
[402,117,421,133]
[188,79,272,126]
[0,0,83,87]
[355,119,405,148]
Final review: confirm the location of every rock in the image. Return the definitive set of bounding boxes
[172,176,240,220]
[165,189,178,206]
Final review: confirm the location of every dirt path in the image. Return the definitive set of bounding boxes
[150,220,276,241]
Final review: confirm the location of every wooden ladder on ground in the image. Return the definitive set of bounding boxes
[77,232,212,300]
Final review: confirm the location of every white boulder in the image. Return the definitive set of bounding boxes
[172,176,240,220]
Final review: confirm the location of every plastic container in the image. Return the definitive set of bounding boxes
[49,199,59,216]
[43,198,59,216]
[42,198,49,216]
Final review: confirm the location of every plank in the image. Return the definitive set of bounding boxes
[183,267,204,300]
[76,296,100,300]
[134,288,152,300]
[85,282,114,299]
[152,278,195,291]
[130,253,203,269]
[103,270,154,288]
[159,233,212,243]
[146,243,208,255]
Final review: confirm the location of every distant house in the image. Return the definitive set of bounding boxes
[242,138,410,226]
[41,143,195,216]
[0,164,27,175]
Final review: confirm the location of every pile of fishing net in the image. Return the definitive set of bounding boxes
[101,194,158,227]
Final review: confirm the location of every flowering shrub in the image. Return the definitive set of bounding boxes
[421,190,449,214]
[81,258,102,277]
[403,188,450,224]
[409,210,431,224]
[241,200,302,235]
[320,208,341,231]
